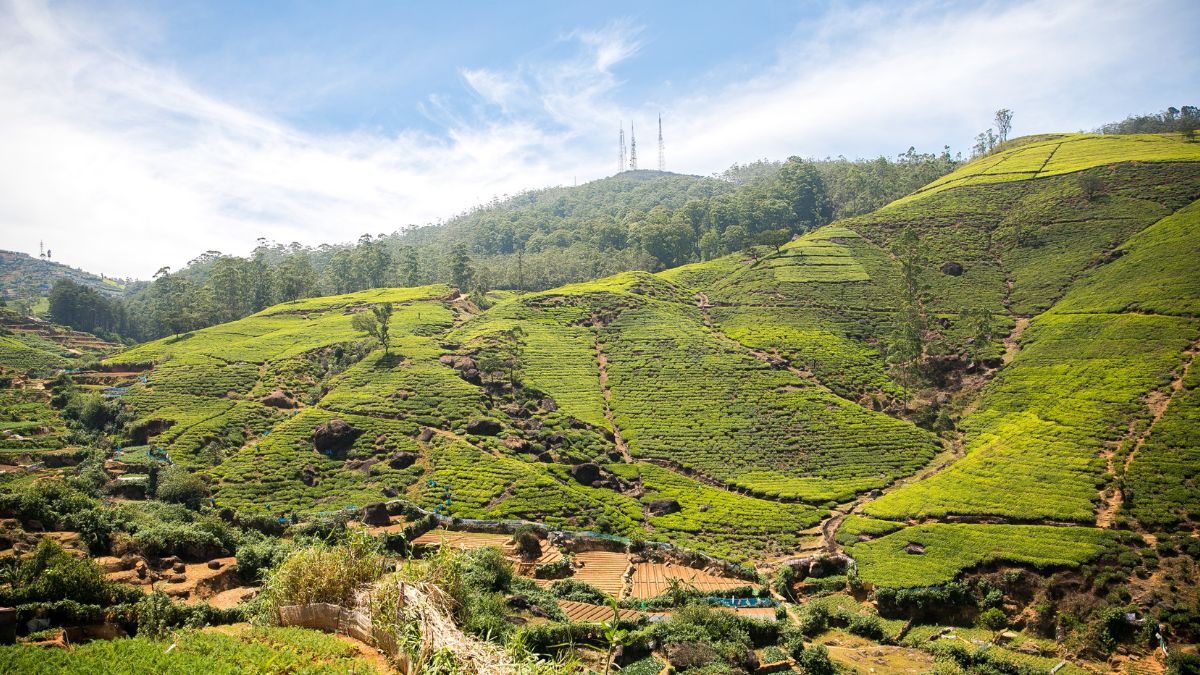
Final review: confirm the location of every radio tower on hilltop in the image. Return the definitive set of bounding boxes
[629,122,638,170]
[657,114,665,172]
[618,124,626,174]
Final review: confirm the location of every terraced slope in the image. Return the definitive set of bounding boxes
[461,271,939,503]
[91,132,1200,576]
[865,199,1200,524]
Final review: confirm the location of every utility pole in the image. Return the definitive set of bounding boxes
[658,114,665,172]
[629,122,638,170]
[618,124,626,174]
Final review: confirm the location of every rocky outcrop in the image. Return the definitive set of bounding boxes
[261,389,298,409]
[465,419,503,436]
[361,502,390,526]
[312,418,362,454]
[646,499,681,516]
[940,261,964,276]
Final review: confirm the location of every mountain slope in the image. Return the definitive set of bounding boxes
[94,133,1200,577]
[0,249,128,301]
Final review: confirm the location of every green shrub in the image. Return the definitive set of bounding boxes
[260,535,385,614]
[793,643,837,675]
[235,537,292,581]
[550,578,609,605]
[847,613,885,640]
[0,539,139,607]
[511,525,541,559]
[0,479,96,529]
[155,467,209,510]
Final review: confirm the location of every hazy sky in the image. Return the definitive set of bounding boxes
[1,0,1197,279]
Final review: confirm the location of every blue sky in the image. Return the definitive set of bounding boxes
[1,0,1197,278]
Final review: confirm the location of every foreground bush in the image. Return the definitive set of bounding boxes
[258,534,385,615]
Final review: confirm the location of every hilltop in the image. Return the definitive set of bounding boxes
[0,249,129,303]
[2,131,1200,672]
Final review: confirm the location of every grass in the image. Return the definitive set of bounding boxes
[0,626,380,674]
[850,523,1118,588]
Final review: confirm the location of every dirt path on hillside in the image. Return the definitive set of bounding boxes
[1097,339,1198,528]
[694,293,831,393]
[593,336,632,462]
[817,435,967,555]
[1003,317,1031,366]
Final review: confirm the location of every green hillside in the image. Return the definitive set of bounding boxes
[82,133,1200,572]
[0,249,127,302]
[4,131,1200,672]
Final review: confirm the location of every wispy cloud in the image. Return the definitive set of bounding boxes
[0,0,1194,279]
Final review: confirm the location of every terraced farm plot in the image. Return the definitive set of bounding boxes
[318,346,487,430]
[571,550,631,597]
[711,305,902,401]
[556,599,641,623]
[895,133,1200,205]
[609,462,825,562]
[850,161,1200,316]
[208,406,425,512]
[1123,364,1200,528]
[455,298,610,430]
[602,300,938,502]
[706,226,900,314]
[411,529,514,550]
[1053,199,1200,317]
[417,438,642,532]
[0,333,67,372]
[627,562,750,599]
[866,312,1198,522]
[411,527,565,573]
[850,523,1118,588]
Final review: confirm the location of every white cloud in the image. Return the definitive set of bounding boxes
[0,0,1194,279]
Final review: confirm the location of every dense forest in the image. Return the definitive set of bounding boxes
[45,148,959,341]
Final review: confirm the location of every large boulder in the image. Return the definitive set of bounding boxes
[570,463,602,485]
[361,502,390,526]
[261,389,297,409]
[312,418,362,454]
[646,499,681,516]
[465,419,502,436]
[387,452,417,470]
[939,261,964,276]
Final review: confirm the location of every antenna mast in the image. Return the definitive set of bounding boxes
[618,123,626,174]
[657,114,665,172]
[629,122,638,170]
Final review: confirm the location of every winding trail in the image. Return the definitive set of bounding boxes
[1097,338,1198,528]
[593,332,632,463]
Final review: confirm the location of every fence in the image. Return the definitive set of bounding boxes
[277,602,409,673]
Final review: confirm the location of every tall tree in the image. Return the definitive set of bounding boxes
[352,302,394,355]
[398,246,421,287]
[994,109,1013,143]
[447,243,475,292]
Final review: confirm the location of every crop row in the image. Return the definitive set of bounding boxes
[419,437,642,533]
[850,523,1118,588]
[1123,364,1200,528]
[608,462,825,561]
[602,300,938,502]
[866,313,1197,522]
